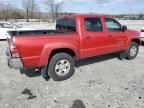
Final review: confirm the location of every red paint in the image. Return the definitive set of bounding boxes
[8,14,140,68]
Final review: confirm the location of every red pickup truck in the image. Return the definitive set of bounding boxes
[6,14,141,81]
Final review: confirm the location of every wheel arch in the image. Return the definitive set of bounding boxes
[38,43,80,67]
[49,48,79,61]
[131,38,141,45]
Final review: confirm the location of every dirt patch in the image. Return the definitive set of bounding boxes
[70,100,86,108]
[21,88,36,100]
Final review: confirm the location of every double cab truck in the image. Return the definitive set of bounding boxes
[6,14,141,81]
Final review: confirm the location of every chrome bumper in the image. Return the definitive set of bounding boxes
[6,48,23,69]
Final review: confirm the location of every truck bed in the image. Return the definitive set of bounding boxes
[8,30,74,37]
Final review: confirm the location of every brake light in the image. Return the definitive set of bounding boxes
[10,40,20,57]
[141,29,144,32]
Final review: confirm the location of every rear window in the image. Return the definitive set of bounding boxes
[56,18,76,32]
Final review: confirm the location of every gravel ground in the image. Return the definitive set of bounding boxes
[0,21,144,108]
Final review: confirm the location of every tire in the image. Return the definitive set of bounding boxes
[48,53,75,81]
[141,41,144,46]
[126,42,139,60]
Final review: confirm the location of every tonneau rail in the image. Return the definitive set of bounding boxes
[7,30,75,37]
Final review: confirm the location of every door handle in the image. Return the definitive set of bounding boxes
[109,35,112,38]
[85,35,91,39]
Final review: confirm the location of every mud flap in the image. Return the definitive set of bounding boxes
[119,50,128,60]
[41,66,50,81]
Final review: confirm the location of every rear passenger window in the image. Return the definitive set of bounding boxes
[85,18,103,32]
[65,19,76,31]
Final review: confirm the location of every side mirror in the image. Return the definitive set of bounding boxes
[141,29,144,32]
[122,25,127,32]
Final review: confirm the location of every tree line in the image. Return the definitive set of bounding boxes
[1,0,143,22]
[0,0,64,22]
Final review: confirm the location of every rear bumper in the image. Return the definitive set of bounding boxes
[6,48,23,69]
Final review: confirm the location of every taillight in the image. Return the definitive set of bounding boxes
[141,29,144,32]
[10,40,20,57]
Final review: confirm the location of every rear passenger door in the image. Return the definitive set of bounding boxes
[81,17,111,58]
[104,18,128,52]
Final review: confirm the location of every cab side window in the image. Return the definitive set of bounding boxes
[85,18,103,32]
[105,18,122,32]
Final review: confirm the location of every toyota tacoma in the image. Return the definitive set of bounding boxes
[6,14,141,81]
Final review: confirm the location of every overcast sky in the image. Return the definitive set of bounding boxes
[1,0,144,14]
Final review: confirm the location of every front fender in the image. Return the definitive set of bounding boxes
[126,29,141,49]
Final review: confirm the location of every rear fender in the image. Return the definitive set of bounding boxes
[38,42,80,67]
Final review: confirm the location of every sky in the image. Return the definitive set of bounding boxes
[1,0,144,14]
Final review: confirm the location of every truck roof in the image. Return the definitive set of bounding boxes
[61,14,113,19]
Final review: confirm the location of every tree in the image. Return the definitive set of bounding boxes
[44,0,63,22]
[22,0,38,22]
[29,0,38,20]
[35,6,41,21]
[11,9,24,21]
[55,1,63,20]
[22,0,31,22]
[138,14,144,20]
[0,2,13,21]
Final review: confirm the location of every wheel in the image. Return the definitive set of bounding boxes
[48,53,75,81]
[126,42,139,60]
[119,42,139,60]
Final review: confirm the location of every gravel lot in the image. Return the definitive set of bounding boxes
[0,20,144,108]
